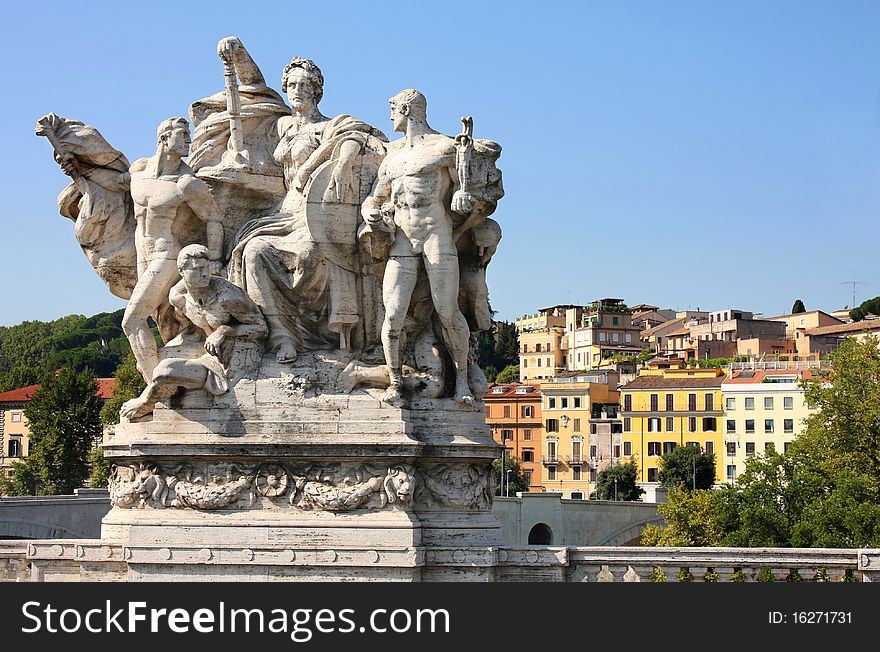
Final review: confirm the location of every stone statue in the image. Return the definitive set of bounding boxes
[361,90,489,407]
[120,244,267,419]
[125,118,225,383]
[189,37,290,178]
[35,113,138,300]
[227,56,387,363]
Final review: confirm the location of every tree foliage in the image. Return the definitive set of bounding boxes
[88,447,112,489]
[0,309,129,380]
[850,296,880,322]
[0,365,43,392]
[596,461,644,501]
[791,299,806,314]
[495,364,520,384]
[0,368,103,495]
[659,445,717,490]
[641,487,724,546]
[492,455,529,496]
[474,321,519,381]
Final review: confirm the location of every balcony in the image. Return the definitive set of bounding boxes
[541,455,559,465]
[567,455,584,464]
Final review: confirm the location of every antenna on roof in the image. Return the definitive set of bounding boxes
[840,273,864,309]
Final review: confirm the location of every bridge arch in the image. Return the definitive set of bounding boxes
[528,522,554,545]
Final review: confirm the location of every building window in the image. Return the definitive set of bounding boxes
[613,444,621,458]
[686,441,699,449]
[523,429,532,440]
[589,444,597,460]
[688,394,697,411]
[572,466,582,481]
[536,343,542,353]
[726,465,737,480]
[612,316,619,326]
[726,397,736,410]
[764,397,774,410]
[548,397,556,409]
[573,397,581,408]
[623,417,631,432]
[745,397,755,410]
[522,405,533,418]
[705,393,714,411]
[745,419,755,434]
[524,470,532,486]
[648,417,661,432]
[523,344,529,353]
[647,467,659,482]
[647,441,661,456]
[546,358,551,368]
[666,394,674,411]
[666,416,674,432]
[764,419,774,433]
[8,439,22,457]
[547,439,558,461]
[502,429,513,440]
[765,442,775,453]
[726,419,736,433]
[522,450,534,462]
[11,412,22,422]
[650,394,659,411]
[688,416,697,433]
[784,396,794,410]
[626,333,632,343]
[485,405,491,418]
[705,441,714,455]
[573,418,581,432]
[703,417,717,432]
[726,442,736,455]
[546,419,559,433]
[548,466,556,481]
[523,359,528,368]
[623,441,632,456]
[624,395,632,412]
[745,442,755,457]
[663,442,677,454]
[784,419,794,433]
[562,397,570,409]
[503,405,511,418]
[784,442,792,453]
[571,491,584,499]
[572,439,583,461]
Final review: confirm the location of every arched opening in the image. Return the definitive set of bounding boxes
[528,522,553,545]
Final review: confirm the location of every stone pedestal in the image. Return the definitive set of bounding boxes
[28,353,502,581]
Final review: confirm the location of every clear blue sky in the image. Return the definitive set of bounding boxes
[2,0,878,327]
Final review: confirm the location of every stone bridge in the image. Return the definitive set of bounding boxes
[0,489,110,540]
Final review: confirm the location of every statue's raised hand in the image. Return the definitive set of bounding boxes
[217,36,242,63]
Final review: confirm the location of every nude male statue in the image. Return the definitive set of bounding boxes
[120,244,267,420]
[125,118,225,383]
[361,89,476,407]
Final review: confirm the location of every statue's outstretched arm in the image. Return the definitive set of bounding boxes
[217,36,266,86]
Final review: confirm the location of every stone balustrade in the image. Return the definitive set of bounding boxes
[2,540,877,582]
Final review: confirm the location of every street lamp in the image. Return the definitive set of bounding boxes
[613,477,618,501]
[506,469,512,497]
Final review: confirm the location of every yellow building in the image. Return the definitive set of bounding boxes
[721,369,817,482]
[540,371,620,499]
[620,367,726,487]
[520,327,566,381]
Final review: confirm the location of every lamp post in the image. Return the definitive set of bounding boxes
[613,476,618,501]
[506,469,512,497]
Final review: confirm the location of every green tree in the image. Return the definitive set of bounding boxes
[88,447,112,489]
[596,461,644,501]
[659,445,716,490]
[641,487,724,546]
[791,299,806,314]
[850,296,880,322]
[492,455,529,496]
[1,368,103,495]
[0,365,43,392]
[101,352,146,425]
[495,364,520,384]
[493,322,520,369]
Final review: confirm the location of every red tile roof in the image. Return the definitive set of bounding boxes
[0,379,117,403]
[723,369,818,384]
[805,320,880,337]
[484,382,542,399]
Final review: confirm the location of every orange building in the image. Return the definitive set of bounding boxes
[484,382,543,491]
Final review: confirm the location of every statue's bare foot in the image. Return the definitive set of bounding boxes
[454,382,475,408]
[120,396,154,420]
[380,385,406,408]
[337,361,360,393]
[276,343,298,363]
